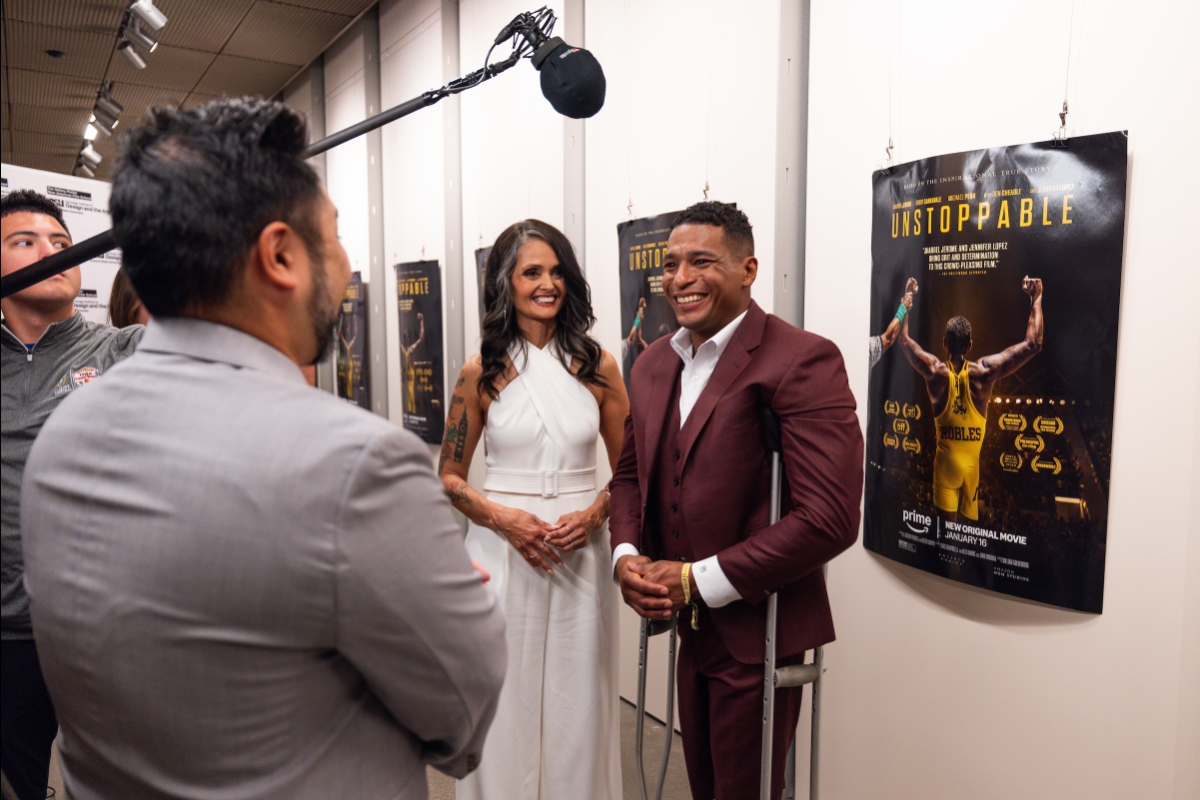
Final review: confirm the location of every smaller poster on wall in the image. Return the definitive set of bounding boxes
[395,260,445,444]
[335,272,370,410]
[475,246,492,328]
[617,211,682,387]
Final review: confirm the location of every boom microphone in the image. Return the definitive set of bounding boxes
[532,37,606,119]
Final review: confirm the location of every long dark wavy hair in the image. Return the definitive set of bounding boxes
[479,219,606,399]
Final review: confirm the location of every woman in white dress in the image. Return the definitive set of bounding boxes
[439,219,629,800]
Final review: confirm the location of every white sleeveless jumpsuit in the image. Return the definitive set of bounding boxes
[457,342,622,800]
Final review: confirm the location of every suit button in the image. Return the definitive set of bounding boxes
[671,530,679,538]
[674,555,685,562]
[672,477,679,486]
[675,450,681,459]
[670,503,678,512]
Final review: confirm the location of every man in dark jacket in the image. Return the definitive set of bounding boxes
[0,190,142,800]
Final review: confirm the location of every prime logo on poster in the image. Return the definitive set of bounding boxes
[864,132,1128,613]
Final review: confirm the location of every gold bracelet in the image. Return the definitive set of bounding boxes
[681,563,699,630]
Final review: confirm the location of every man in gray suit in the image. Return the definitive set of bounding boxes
[20,97,506,800]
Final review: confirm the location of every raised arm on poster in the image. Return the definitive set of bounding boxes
[864,131,1127,613]
[335,272,371,410]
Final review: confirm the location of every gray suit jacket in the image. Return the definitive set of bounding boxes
[21,318,506,800]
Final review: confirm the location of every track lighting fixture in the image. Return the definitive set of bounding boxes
[117,39,147,70]
[126,18,159,53]
[85,121,111,140]
[76,164,96,178]
[79,144,103,168]
[92,107,119,131]
[130,0,168,32]
[95,95,123,119]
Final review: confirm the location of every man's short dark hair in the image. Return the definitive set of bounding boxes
[944,316,972,355]
[671,201,753,257]
[1,189,71,239]
[110,96,322,317]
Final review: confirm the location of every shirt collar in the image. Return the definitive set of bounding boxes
[137,317,307,385]
[670,309,749,364]
[1,311,84,352]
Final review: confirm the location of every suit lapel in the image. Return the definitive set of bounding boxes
[639,348,682,499]
[678,302,767,468]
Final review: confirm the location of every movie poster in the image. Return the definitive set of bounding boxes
[475,246,492,327]
[618,211,682,387]
[864,132,1127,613]
[335,272,370,410]
[1,164,122,324]
[395,260,445,444]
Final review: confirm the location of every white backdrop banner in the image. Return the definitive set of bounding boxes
[1,163,120,324]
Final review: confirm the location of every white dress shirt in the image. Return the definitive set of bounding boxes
[612,310,749,608]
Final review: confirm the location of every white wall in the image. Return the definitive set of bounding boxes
[584,0,784,728]
[324,26,372,290]
[804,1,1200,798]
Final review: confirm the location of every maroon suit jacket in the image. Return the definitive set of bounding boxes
[610,301,863,664]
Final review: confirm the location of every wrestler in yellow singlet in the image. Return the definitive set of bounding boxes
[933,360,987,520]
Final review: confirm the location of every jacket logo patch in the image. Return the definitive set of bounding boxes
[71,367,100,387]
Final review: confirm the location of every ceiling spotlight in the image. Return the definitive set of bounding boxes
[95,95,123,119]
[127,18,159,52]
[92,106,119,130]
[80,144,103,168]
[117,39,147,70]
[85,122,112,141]
[76,164,96,178]
[130,0,168,32]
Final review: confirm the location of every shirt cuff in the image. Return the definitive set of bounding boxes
[691,555,741,608]
[612,543,640,582]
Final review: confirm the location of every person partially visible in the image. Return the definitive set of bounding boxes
[107,267,151,328]
[869,277,915,370]
[1,189,143,800]
[20,97,506,800]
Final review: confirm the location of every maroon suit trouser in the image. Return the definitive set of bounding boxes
[676,604,804,800]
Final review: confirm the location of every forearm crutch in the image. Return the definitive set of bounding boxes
[760,407,824,800]
[634,616,677,800]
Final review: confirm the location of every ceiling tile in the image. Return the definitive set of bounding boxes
[154,0,256,53]
[4,0,125,31]
[1,131,12,152]
[5,68,98,108]
[1,152,13,166]
[8,105,93,137]
[5,153,78,174]
[107,44,216,91]
[193,54,298,97]
[4,21,115,80]
[181,92,223,111]
[275,0,374,15]
[223,3,350,66]
[10,130,82,155]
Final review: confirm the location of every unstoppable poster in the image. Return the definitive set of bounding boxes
[335,272,370,410]
[864,131,1127,613]
[395,260,445,445]
[618,211,682,387]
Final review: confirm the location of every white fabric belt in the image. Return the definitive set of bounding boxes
[484,467,596,498]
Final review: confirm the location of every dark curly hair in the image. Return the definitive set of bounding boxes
[944,315,972,355]
[110,96,323,316]
[1,189,71,239]
[478,220,606,399]
[670,200,753,256]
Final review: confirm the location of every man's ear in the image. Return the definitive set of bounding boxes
[741,255,759,287]
[252,221,302,291]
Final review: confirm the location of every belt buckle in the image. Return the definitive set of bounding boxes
[541,470,558,498]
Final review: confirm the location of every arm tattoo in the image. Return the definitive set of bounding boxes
[446,481,472,507]
[453,412,468,462]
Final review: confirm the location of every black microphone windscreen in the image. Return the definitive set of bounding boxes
[533,39,606,119]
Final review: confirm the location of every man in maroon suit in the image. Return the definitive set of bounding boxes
[610,201,863,800]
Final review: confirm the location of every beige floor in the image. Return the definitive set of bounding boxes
[427,699,690,800]
[46,700,690,800]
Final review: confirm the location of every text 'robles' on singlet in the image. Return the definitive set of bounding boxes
[932,360,987,519]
